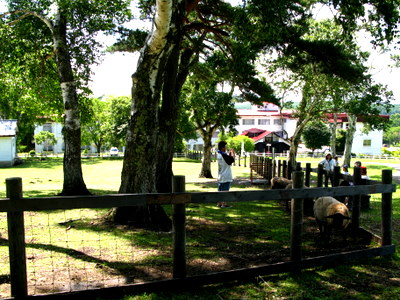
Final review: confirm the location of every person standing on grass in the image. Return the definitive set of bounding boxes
[319,152,335,187]
[217,140,235,208]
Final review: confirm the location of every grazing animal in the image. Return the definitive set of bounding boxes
[313,196,351,240]
[271,177,292,189]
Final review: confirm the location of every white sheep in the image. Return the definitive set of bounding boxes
[313,196,351,240]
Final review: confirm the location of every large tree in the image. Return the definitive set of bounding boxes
[1,0,132,195]
[181,79,238,178]
[302,120,331,155]
[341,83,393,166]
[112,0,276,228]
[113,0,399,228]
[263,15,397,168]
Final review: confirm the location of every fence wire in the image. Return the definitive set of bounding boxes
[0,193,390,298]
[0,208,173,297]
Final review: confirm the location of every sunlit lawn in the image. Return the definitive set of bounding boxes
[0,157,399,299]
[0,157,256,197]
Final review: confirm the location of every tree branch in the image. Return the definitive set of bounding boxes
[1,9,54,34]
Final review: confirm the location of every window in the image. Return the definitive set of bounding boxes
[243,119,255,125]
[273,119,281,125]
[363,139,372,147]
[43,123,52,133]
[258,119,270,125]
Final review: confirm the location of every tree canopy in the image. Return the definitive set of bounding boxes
[1,0,132,195]
[302,120,331,153]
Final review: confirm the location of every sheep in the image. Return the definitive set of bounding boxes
[313,196,351,241]
[271,177,292,189]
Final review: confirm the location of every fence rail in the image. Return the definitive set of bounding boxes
[0,170,396,298]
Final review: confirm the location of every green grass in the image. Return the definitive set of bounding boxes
[0,157,400,299]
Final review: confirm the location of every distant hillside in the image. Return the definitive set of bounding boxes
[389,104,400,114]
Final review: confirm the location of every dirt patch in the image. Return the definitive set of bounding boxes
[0,194,379,298]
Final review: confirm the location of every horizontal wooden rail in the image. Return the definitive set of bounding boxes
[1,171,395,298]
[0,184,395,212]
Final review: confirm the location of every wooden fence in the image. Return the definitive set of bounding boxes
[0,170,396,298]
[250,155,372,186]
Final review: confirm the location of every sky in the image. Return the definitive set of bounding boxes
[89,51,139,98]
[89,4,400,104]
[1,1,399,104]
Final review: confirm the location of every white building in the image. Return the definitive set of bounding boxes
[332,113,385,156]
[188,102,386,156]
[0,120,18,167]
[34,122,64,153]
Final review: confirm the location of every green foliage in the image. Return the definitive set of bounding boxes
[217,131,236,143]
[335,129,347,154]
[34,131,57,151]
[226,135,255,154]
[302,120,331,151]
[81,96,131,151]
[383,126,400,146]
[382,147,400,157]
[174,137,186,153]
[390,113,400,126]
[107,28,149,53]
[180,68,239,137]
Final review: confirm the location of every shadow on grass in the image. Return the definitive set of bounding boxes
[112,256,400,299]
[0,194,292,288]
[0,236,167,286]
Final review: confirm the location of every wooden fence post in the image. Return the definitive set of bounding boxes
[333,166,341,187]
[381,170,393,246]
[282,160,287,179]
[278,160,282,177]
[290,171,304,262]
[287,161,293,180]
[267,158,273,183]
[317,164,324,187]
[305,163,311,187]
[6,177,28,298]
[352,167,362,230]
[272,159,276,178]
[172,176,186,278]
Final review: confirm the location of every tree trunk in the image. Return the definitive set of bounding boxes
[53,8,90,195]
[288,134,301,176]
[199,128,214,178]
[330,113,338,157]
[287,117,308,171]
[343,114,357,167]
[113,0,186,231]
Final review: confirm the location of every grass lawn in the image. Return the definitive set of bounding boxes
[0,157,399,299]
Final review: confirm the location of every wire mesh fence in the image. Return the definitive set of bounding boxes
[0,171,395,298]
[0,208,175,297]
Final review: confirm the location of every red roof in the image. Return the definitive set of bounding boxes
[241,128,266,134]
[250,130,271,141]
[325,113,389,123]
[241,128,273,142]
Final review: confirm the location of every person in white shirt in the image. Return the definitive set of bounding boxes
[320,152,335,187]
[216,141,235,208]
